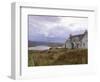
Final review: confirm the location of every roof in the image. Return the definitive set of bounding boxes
[70,30,87,41]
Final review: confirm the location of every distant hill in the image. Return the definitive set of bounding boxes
[28,41,64,47]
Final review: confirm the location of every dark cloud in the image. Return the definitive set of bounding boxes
[28,15,60,23]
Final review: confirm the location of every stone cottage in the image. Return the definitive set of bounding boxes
[65,30,88,49]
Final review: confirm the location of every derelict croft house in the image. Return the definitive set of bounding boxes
[65,30,88,49]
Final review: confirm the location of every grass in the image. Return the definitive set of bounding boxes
[28,48,88,66]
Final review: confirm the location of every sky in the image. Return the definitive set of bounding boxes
[28,15,88,43]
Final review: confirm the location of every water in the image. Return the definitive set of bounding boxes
[28,45,50,50]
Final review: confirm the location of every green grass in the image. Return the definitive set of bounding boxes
[28,48,88,66]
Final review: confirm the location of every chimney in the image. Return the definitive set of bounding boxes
[84,30,87,34]
[70,34,72,39]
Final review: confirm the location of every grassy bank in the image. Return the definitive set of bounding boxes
[28,48,88,66]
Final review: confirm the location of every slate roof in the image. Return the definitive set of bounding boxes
[70,30,87,41]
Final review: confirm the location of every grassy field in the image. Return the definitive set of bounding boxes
[28,48,88,66]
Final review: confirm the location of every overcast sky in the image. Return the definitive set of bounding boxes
[28,15,88,43]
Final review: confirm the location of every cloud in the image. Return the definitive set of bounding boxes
[28,15,88,42]
[29,15,60,23]
[59,17,88,32]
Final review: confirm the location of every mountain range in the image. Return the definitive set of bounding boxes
[28,40,64,47]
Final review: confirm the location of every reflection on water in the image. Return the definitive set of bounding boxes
[28,45,50,50]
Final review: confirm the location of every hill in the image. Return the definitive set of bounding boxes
[28,41,64,47]
[28,48,88,66]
